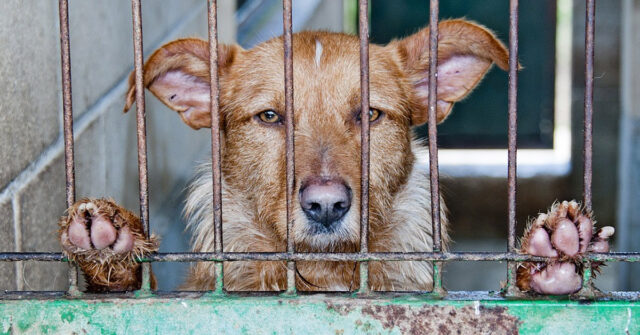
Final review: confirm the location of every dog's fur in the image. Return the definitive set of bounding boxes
[123,19,510,291]
[61,19,513,292]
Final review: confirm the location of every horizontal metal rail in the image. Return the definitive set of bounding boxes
[2,252,639,263]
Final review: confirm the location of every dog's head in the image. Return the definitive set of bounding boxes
[124,19,509,251]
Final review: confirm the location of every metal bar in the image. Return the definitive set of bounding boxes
[59,1,75,208]
[1,253,65,262]
[58,0,80,296]
[427,0,444,296]
[91,252,640,263]
[575,0,597,299]
[282,0,296,295]
[506,0,520,295]
[130,0,152,292]
[207,0,224,294]
[583,0,595,213]
[2,251,640,263]
[358,0,370,295]
[2,290,640,301]
[427,0,441,253]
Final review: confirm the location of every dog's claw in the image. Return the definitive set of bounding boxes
[516,200,614,295]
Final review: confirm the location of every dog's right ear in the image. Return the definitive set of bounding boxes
[123,38,242,130]
[390,19,513,125]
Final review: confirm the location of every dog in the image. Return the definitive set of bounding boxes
[59,19,613,294]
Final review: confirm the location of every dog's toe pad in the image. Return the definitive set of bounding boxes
[517,200,614,295]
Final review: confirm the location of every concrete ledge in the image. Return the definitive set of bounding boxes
[0,293,638,334]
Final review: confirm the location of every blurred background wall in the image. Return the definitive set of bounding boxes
[1,0,637,292]
[0,0,345,291]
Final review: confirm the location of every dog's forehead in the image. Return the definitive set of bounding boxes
[226,32,410,121]
[242,32,398,82]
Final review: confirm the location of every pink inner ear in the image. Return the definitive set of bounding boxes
[410,54,493,124]
[151,71,210,111]
[149,70,212,129]
[436,55,491,101]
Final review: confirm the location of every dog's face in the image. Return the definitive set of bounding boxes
[125,20,509,251]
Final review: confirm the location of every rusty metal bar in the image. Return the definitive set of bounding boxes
[130,0,152,292]
[506,0,520,295]
[1,253,65,261]
[144,252,565,262]
[3,251,640,263]
[357,0,370,295]
[282,0,296,295]
[58,0,80,296]
[583,0,595,213]
[35,0,627,299]
[427,0,444,296]
[207,0,224,293]
[59,0,75,209]
[427,0,441,254]
[574,0,597,299]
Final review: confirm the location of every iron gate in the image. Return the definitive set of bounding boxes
[1,0,639,334]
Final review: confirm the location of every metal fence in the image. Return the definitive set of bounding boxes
[1,0,639,301]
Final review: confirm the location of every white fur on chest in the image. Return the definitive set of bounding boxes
[183,141,445,291]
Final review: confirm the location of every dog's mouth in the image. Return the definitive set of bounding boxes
[294,210,360,251]
[305,218,344,235]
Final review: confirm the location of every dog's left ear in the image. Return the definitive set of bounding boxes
[390,19,512,125]
[123,38,242,129]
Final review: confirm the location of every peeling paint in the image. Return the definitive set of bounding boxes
[360,303,520,334]
[0,294,638,334]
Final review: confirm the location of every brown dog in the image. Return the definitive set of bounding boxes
[59,19,613,294]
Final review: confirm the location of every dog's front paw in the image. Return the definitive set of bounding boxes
[516,200,614,295]
[59,199,158,291]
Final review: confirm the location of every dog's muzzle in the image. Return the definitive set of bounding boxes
[299,177,352,233]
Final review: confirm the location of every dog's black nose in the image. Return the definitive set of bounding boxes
[300,178,351,229]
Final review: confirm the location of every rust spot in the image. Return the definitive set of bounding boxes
[360,303,521,334]
[326,301,356,316]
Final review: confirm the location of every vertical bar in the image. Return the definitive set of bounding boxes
[575,0,597,298]
[282,0,296,295]
[358,0,370,295]
[583,0,595,213]
[58,0,80,296]
[506,0,520,294]
[427,0,444,295]
[130,0,152,292]
[427,0,441,253]
[208,0,224,294]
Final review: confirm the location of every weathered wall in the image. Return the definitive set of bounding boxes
[0,0,345,292]
[0,0,236,291]
[618,0,640,291]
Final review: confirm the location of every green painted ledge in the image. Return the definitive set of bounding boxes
[1,292,638,334]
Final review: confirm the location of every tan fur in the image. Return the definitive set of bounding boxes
[182,144,448,291]
[64,19,511,292]
[169,21,503,291]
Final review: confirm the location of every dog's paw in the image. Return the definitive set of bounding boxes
[516,200,614,295]
[59,198,158,291]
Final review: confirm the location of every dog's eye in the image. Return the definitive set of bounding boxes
[356,109,383,123]
[256,110,282,124]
